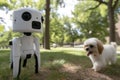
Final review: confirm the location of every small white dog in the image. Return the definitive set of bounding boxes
[84,38,117,71]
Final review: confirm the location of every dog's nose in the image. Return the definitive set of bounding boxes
[86,48,89,51]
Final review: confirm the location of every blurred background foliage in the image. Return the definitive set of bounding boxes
[0,0,120,48]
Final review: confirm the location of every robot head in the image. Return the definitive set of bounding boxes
[13,8,43,33]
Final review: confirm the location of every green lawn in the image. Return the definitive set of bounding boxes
[0,48,120,80]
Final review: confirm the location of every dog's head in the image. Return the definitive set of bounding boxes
[84,38,104,56]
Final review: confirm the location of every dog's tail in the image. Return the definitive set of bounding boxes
[110,42,117,49]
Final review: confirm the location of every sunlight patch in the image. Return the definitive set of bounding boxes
[52,59,66,65]
[44,59,66,70]
[62,63,81,73]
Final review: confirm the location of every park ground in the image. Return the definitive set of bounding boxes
[0,47,120,80]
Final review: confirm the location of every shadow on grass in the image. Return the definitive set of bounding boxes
[1,50,120,80]
[41,51,120,80]
[41,51,91,68]
[99,54,120,79]
[38,51,93,80]
[40,51,120,80]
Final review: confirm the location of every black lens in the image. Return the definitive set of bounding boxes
[32,21,41,29]
[22,12,31,21]
[9,41,12,45]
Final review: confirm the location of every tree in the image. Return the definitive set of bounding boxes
[93,0,119,42]
[0,25,4,32]
[44,0,50,49]
[0,31,12,48]
[72,1,108,42]
[0,0,9,7]
[63,16,80,45]
[50,12,65,46]
[44,0,65,49]
[50,12,80,46]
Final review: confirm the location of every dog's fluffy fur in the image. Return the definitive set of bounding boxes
[84,38,117,71]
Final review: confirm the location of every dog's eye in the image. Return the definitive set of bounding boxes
[90,45,94,48]
[86,48,89,51]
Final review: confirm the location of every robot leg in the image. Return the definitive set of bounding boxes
[11,62,13,69]
[34,54,39,73]
[13,56,21,78]
[9,41,13,69]
[10,52,13,69]
[23,54,31,67]
[23,58,27,67]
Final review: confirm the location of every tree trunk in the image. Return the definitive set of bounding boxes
[108,1,116,42]
[44,0,50,49]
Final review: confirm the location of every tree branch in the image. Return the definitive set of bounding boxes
[88,2,101,10]
[87,0,108,10]
[94,0,107,5]
[113,0,119,9]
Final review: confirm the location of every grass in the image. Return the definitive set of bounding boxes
[0,48,120,80]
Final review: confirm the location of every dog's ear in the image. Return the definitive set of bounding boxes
[96,39,104,54]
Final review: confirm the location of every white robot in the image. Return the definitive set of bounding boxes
[9,8,43,78]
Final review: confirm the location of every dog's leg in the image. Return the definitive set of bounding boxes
[94,64,103,72]
[92,64,96,70]
[111,56,117,64]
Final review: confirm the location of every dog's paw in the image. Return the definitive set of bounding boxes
[91,67,94,70]
[94,67,101,72]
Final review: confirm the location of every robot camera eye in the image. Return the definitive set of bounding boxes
[22,12,31,21]
[32,21,41,29]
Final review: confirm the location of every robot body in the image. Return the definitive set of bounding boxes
[10,8,43,78]
[10,35,40,77]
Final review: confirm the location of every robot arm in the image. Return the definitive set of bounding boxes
[34,37,40,73]
[12,38,21,78]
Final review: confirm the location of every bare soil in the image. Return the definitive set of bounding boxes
[30,63,120,80]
